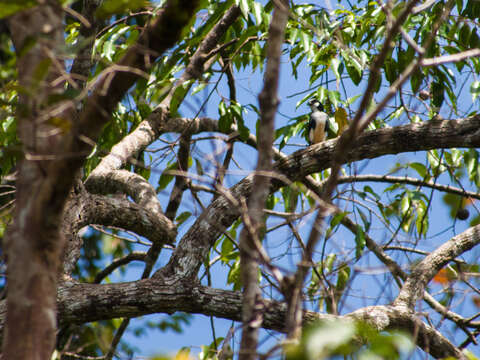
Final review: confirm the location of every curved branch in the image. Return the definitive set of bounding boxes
[94,252,147,284]
[0,277,463,358]
[342,216,480,329]
[395,224,480,309]
[85,169,176,242]
[156,116,480,280]
[61,186,175,274]
[80,192,175,245]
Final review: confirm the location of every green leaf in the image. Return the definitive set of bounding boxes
[415,201,428,236]
[343,51,363,85]
[471,81,480,102]
[336,265,350,292]
[383,58,397,83]
[303,320,356,359]
[227,259,242,290]
[357,208,370,232]
[355,225,366,260]
[281,186,299,213]
[431,82,445,108]
[220,237,235,262]
[324,253,336,274]
[176,211,191,226]
[301,31,312,53]
[330,57,342,80]
[95,0,147,19]
[289,27,299,46]
[427,150,446,175]
[409,162,428,178]
[157,162,177,191]
[237,118,250,141]
[239,0,250,18]
[252,1,263,25]
[330,211,348,228]
[363,185,380,200]
[400,194,410,215]
[464,149,478,182]
[459,23,471,45]
[470,28,480,49]
[218,108,233,133]
[0,0,36,18]
[169,80,193,115]
[410,68,424,94]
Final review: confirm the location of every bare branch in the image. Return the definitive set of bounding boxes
[94,252,147,284]
[335,174,480,200]
[238,1,289,357]
[165,135,192,220]
[421,49,480,67]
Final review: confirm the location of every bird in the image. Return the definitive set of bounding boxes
[307,98,329,145]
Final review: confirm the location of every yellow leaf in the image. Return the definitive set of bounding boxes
[334,107,349,135]
[47,116,71,133]
[174,349,192,360]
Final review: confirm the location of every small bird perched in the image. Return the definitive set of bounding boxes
[307,98,329,145]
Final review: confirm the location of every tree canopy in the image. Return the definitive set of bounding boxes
[1,0,480,359]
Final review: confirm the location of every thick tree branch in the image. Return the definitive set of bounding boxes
[85,169,176,243]
[165,135,191,220]
[156,116,480,280]
[79,193,174,245]
[8,281,456,359]
[6,2,72,357]
[342,215,480,333]
[395,224,480,309]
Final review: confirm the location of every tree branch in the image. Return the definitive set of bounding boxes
[238,1,288,357]
[156,116,480,280]
[335,174,480,200]
[94,252,147,284]
[421,49,480,67]
[38,281,465,359]
[85,169,176,243]
[165,135,191,220]
[395,224,480,309]
[87,5,241,179]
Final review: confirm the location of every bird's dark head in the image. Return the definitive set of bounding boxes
[307,98,324,112]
